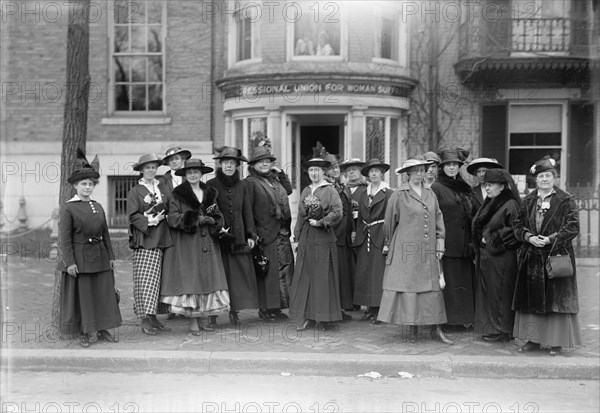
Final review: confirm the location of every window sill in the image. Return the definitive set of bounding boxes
[101,117,172,126]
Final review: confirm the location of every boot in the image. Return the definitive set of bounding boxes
[207,315,218,329]
[229,310,240,326]
[430,325,454,345]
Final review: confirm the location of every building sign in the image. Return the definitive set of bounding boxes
[222,80,411,99]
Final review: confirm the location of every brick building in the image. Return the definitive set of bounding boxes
[1,0,598,246]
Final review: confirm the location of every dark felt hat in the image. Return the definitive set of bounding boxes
[361,158,390,177]
[175,158,214,176]
[466,157,503,175]
[133,153,163,172]
[163,147,192,164]
[530,156,558,176]
[248,146,277,164]
[438,147,470,166]
[68,149,100,184]
[213,146,248,162]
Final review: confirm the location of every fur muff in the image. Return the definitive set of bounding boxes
[181,210,200,233]
[472,188,514,254]
[486,230,506,255]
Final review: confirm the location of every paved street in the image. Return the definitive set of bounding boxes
[1,372,599,413]
[1,254,598,359]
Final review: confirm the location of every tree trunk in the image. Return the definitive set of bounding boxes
[51,0,91,336]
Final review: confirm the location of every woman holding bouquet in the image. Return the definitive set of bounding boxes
[290,158,343,331]
[160,159,230,334]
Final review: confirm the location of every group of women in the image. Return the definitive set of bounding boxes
[59,145,581,356]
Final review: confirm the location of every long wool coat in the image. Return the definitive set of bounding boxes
[512,186,579,314]
[160,181,228,296]
[382,184,445,293]
[290,183,343,322]
[127,183,173,250]
[472,189,520,334]
[431,180,473,257]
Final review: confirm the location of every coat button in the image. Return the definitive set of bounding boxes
[424,234,428,238]
[202,247,208,252]
[201,231,207,237]
[424,214,428,219]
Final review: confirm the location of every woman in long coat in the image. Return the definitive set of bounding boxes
[431,148,476,328]
[245,146,295,321]
[160,159,230,334]
[512,156,581,356]
[353,159,392,323]
[290,158,343,331]
[128,153,173,335]
[377,157,452,344]
[207,147,259,326]
[472,169,521,342]
[59,151,121,347]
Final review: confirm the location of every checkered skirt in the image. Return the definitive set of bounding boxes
[132,248,168,317]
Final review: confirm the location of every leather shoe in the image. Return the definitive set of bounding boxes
[430,325,454,345]
[296,319,315,331]
[258,309,275,321]
[548,346,562,356]
[97,330,118,343]
[483,333,510,342]
[229,311,241,326]
[78,334,90,348]
[151,322,171,332]
[360,310,375,321]
[517,341,540,353]
[207,316,218,329]
[190,329,202,336]
[341,311,353,321]
[140,326,158,336]
[270,309,289,319]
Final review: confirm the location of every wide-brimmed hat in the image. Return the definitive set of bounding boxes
[133,153,163,171]
[304,158,331,169]
[395,156,433,174]
[423,151,441,164]
[361,158,390,176]
[213,146,248,163]
[340,158,365,172]
[466,157,503,175]
[175,158,214,176]
[248,146,277,164]
[529,156,557,176]
[162,146,192,165]
[438,147,470,166]
[68,149,100,184]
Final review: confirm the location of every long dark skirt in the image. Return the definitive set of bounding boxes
[257,234,294,309]
[60,270,122,336]
[222,249,259,311]
[353,242,385,307]
[441,256,475,325]
[337,244,355,310]
[475,248,517,336]
[290,234,342,322]
[513,311,582,348]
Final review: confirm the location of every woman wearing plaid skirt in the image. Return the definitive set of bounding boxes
[128,154,174,335]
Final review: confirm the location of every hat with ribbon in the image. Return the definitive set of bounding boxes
[68,148,100,184]
[438,147,470,166]
[466,157,503,175]
[340,158,366,172]
[133,153,163,171]
[162,146,192,165]
[213,146,248,163]
[175,158,214,176]
[529,155,557,176]
[304,158,332,169]
[423,151,441,164]
[248,146,277,165]
[361,158,390,177]
[395,155,433,174]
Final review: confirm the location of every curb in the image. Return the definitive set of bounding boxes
[2,349,599,380]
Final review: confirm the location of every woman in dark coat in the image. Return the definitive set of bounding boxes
[128,153,173,335]
[160,159,230,334]
[431,148,476,328]
[472,169,521,342]
[353,158,392,323]
[207,147,259,326]
[245,146,295,321]
[290,158,343,331]
[466,157,503,212]
[59,151,121,347]
[512,156,581,356]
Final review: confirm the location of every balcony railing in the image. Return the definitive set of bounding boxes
[459,17,590,59]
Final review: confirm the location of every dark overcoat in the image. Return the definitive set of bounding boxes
[512,186,579,314]
[160,181,228,295]
[431,181,473,257]
[472,184,485,212]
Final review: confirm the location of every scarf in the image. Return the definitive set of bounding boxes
[216,169,240,187]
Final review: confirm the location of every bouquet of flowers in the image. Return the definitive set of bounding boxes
[304,194,323,220]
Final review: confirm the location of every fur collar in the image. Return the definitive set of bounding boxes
[172,180,218,211]
[472,188,514,242]
[216,169,240,187]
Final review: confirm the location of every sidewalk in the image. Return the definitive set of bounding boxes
[1,256,599,379]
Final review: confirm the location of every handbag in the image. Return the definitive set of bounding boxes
[252,239,269,278]
[545,238,574,279]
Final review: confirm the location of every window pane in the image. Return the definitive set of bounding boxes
[248,118,267,153]
[132,0,146,24]
[148,25,162,52]
[131,57,146,82]
[148,85,162,110]
[536,133,561,146]
[114,0,130,24]
[366,117,386,161]
[510,133,534,146]
[115,85,130,111]
[131,26,146,53]
[234,119,243,153]
[114,26,129,53]
[146,1,163,23]
[148,56,162,82]
[114,56,130,82]
[509,105,562,133]
[131,85,147,111]
[380,17,394,59]
[237,18,252,61]
[294,4,340,56]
